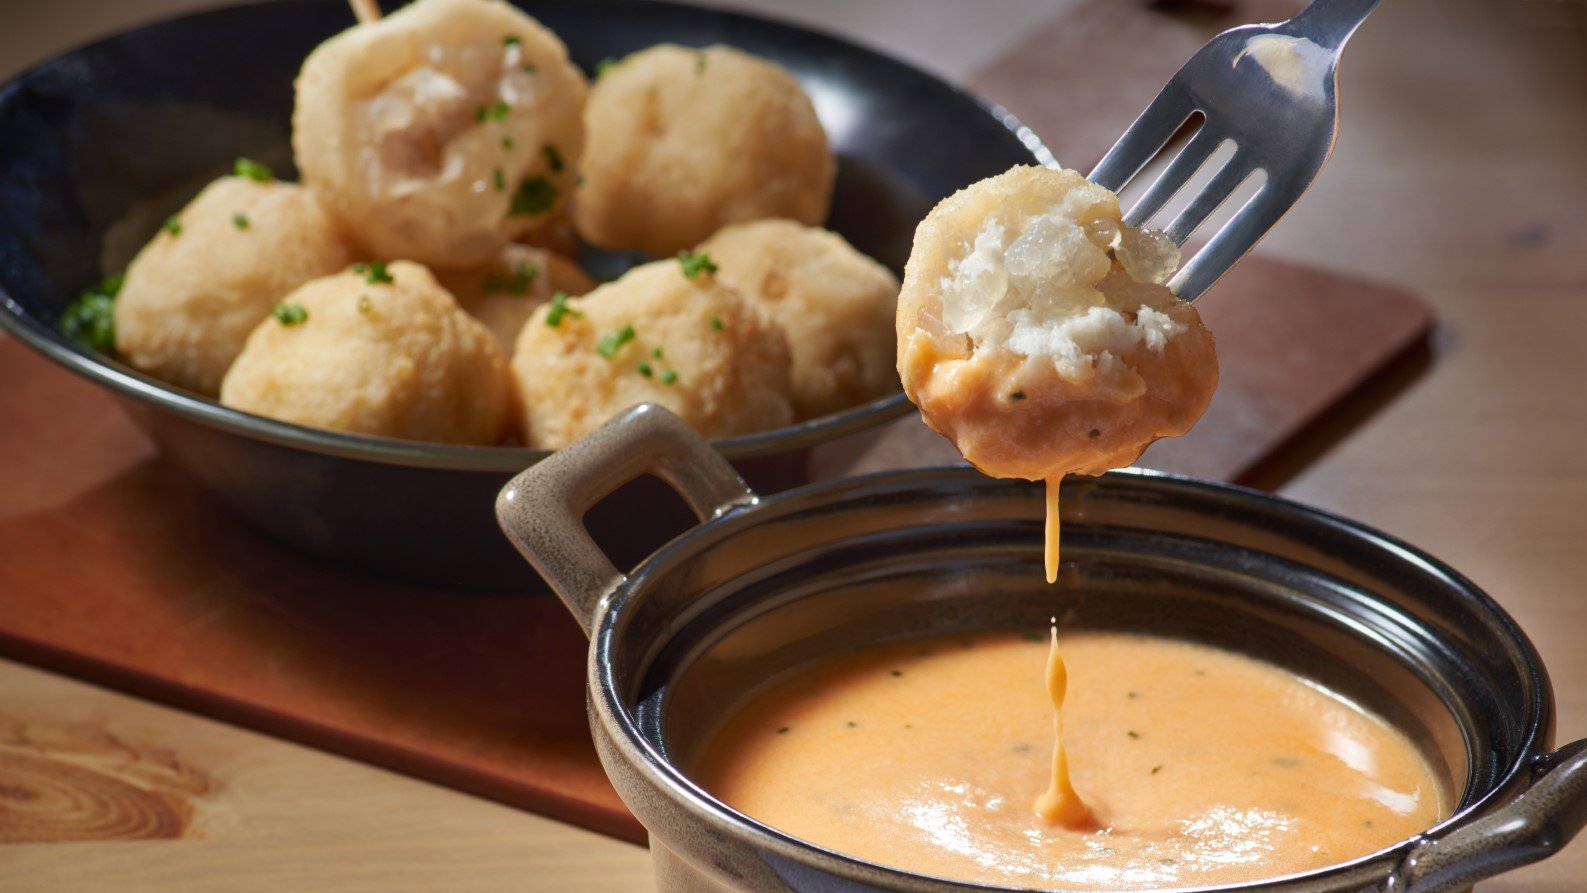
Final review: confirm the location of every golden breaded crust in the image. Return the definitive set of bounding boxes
[897,165,1218,479]
[699,219,898,419]
[573,44,833,256]
[512,257,793,448]
[113,176,353,396]
[220,260,512,444]
[293,0,587,268]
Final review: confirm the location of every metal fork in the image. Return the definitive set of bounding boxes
[1089,0,1382,301]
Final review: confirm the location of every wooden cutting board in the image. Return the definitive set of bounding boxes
[0,0,1430,845]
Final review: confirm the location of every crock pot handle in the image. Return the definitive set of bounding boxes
[495,404,756,636]
[1399,737,1587,892]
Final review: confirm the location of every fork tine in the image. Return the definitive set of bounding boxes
[1169,182,1291,301]
[1122,127,1224,229]
[1163,150,1259,245]
[1088,82,1195,193]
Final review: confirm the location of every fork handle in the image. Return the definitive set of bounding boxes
[1284,0,1383,49]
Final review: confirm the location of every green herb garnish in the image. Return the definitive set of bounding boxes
[542,143,564,172]
[352,260,395,285]
[476,101,511,123]
[709,316,724,331]
[595,57,623,76]
[232,213,250,230]
[492,168,506,192]
[510,176,558,216]
[504,35,521,47]
[659,368,678,385]
[502,136,515,151]
[234,157,274,182]
[162,216,182,237]
[636,360,653,378]
[59,273,123,352]
[596,324,636,359]
[677,250,718,279]
[273,303,308,326]
[544,291,579,326]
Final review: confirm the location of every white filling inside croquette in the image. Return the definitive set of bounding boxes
[938,182,1186,398]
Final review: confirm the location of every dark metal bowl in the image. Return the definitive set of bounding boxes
[0,0,1045,589]
[499,405,1587,892]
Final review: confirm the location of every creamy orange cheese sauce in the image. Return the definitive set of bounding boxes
[693,631,1446,890]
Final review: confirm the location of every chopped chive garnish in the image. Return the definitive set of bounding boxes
[709,315,724,331]
[504,35,521,47]
[510,176,558,216]
[476,101,510,123]
[677,250,718,279]
[659,368,678,385]
[162,216,182,237]
[636,360,653,378]
[542,144,564,172]
[492,168,506,191]
[273,303,308,325]
[595,324,636,359]
[232,213,250,230]
[651,347,663,359]
[545,291,579,326]
[59,273,123,352]
[502,136,515,151]
[352,260,394,284]
[233,157,274,182]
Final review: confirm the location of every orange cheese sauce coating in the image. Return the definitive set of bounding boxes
[692,631,1446,890]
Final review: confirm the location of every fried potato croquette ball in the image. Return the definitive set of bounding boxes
[512,257,793,448]
[573,44,834,256]
[293,0,587,269]
[113,175,354,396]
[220,261,512,445]
[897,165,1218,481]
[698,220,899,420]
[435,244,595,352]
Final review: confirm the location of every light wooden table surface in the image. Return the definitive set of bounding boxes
[3,0,1585,890]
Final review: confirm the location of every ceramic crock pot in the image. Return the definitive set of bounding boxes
[496,405,1587,893]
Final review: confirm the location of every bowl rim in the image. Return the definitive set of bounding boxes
[0,0,1054,473]
[593,465,1552,892]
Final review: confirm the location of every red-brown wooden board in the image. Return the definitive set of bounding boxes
[0,0,1430,844]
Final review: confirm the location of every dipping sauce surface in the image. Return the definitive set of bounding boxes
[693,632,1446,890]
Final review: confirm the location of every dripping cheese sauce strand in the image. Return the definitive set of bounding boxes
[1044,476,1063,584]
[1035,626,1094,827]
[1038,476,1094,826]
